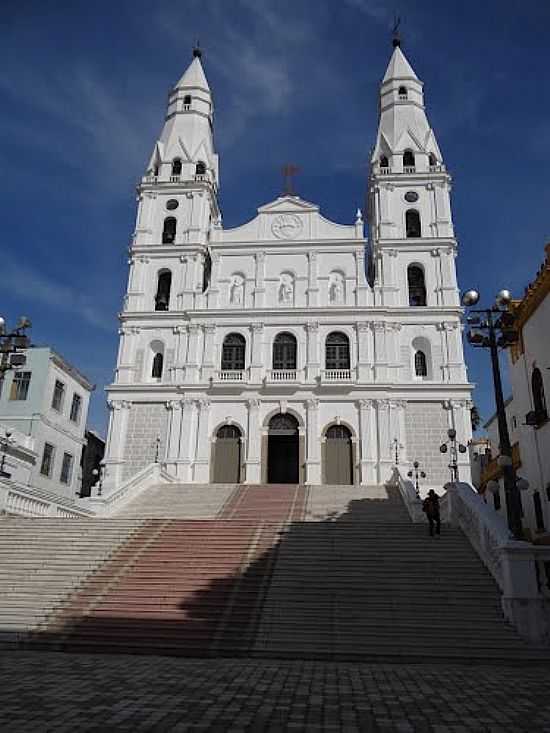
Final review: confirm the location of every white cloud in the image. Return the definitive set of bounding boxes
[1,254,113,332]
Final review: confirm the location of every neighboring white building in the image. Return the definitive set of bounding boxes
[0,423,37,485]
[0,347,94,500]
[506,243,550,533]
[100,43,473,495]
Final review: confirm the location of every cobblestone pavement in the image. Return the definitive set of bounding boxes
[1,651,550,732]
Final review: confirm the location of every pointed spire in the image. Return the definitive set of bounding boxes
[175,47,210,91]
[382,45,419,83]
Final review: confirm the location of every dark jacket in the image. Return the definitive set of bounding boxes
[422,494,440,518]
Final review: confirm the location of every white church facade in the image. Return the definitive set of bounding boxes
[100,42,473,493]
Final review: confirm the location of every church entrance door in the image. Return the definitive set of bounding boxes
[213,425,242,483]
[267,413,299,484]
[325,425,353,484]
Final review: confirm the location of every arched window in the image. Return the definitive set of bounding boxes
[153,164,159,176]
[326,425,351,440]
[162,217,176,244]
[325,332,350,370]
[403,150,415,168]
[171,159,182,176]
[414,350,428,377]
[217,424,241,440]
[532,367,547,420]
[151,352,164,379]
[155,270,172,311]
[406,209,421,238]
[398,85,408,99]
[273,332,297,371]
[429,152,437,167]
[183,94,191,107]
[196,161,206,175]
[380,154,389,168]
[221,333,245,371]
[408,265,426,306]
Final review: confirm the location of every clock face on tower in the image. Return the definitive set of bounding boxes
[271,214,303,240]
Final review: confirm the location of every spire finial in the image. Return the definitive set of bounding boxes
[392,16,401,48]
[193,40,202,59]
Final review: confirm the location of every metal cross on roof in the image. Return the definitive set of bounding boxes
[281,163,300,195]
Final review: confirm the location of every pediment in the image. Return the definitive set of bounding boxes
[257,195,319,215]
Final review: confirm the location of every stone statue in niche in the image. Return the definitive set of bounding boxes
[329,272,344,304]
[230,275,244,305]
[278,273,294,305]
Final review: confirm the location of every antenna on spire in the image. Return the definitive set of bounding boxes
[193,40,202,58]
[392,16,401,48]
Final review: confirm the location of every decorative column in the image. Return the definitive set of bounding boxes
[376,399,392,483]
[126,255,149,311]
[176,398,196,481]
[372,322,388,382]
[356,321,372,382]
[165,400,183,476]
[115,326,138,384]
[440,246,459,306]
[101,400,132,493]
[355,248,369,306]
[307,251,319,307]
[192,398,211,482]
[254,252,266,308]
[172,325,188,383]
[305,398,321,485]
[443,321,466,383]
[357,399,377,484]
[386,323,402,383]
[430,248,443,307]
[245,398,261,483]
[379,249,399,307]
[201,323,216,381]
[207,252,220,308]
[249,323,264,383]
[305,321,320,382]
[185,323,201,383]
[176,255,187,310]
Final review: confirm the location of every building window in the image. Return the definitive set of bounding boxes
[325,332,350,370]
[429,152,437,167]
[183,94,191,107]
[155,270,172,311]
[171,159,182,176]
[403,150,415,168]
[532,367,548,423]
[406,209,421,238]
[60,452,73,484]
[196,161,206,175]
[273,332,297,371]
[40,443,55,477]
[152,352,164,379]
[379,155,389,168]
[221,333,245,371]
[162,217,177,244]
[9,371,31,401]
[70,394,82,424]
[407,265,427,306]
[398,85,408,99]
[414,350,428,377]
[51,380,65,412]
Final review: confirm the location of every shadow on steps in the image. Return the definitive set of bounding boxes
[12,486,550,664]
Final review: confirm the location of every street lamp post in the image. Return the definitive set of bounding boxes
[407,460,426,498]
[391,437,402,466]
[461,288,523,540]
[0,316,32,388]
[439,428,468,483]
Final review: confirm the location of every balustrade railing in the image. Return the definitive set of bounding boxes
[169,175,181,183]
[216,370,245,382]
[267,369,297,382]
[403,166,416,174]
[379,167,391,175]
[322,369,351,381]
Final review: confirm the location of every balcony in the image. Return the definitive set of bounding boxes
[379,167,392,175]
[403,166,416,174]
[480,442,522,488]
[266,369,298,383]
[169,175,181,183]
[322,369,352,382]
[216,370,245,382]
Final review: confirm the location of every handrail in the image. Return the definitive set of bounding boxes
[82,462,176,514]
[0,479,95,518]
[390,468,424,522]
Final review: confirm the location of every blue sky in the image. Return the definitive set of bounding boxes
[2,0,549,436]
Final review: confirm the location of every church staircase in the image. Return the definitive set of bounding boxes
[1,484,548,662]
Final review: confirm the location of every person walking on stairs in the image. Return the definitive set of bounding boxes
[422,489,441,537]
